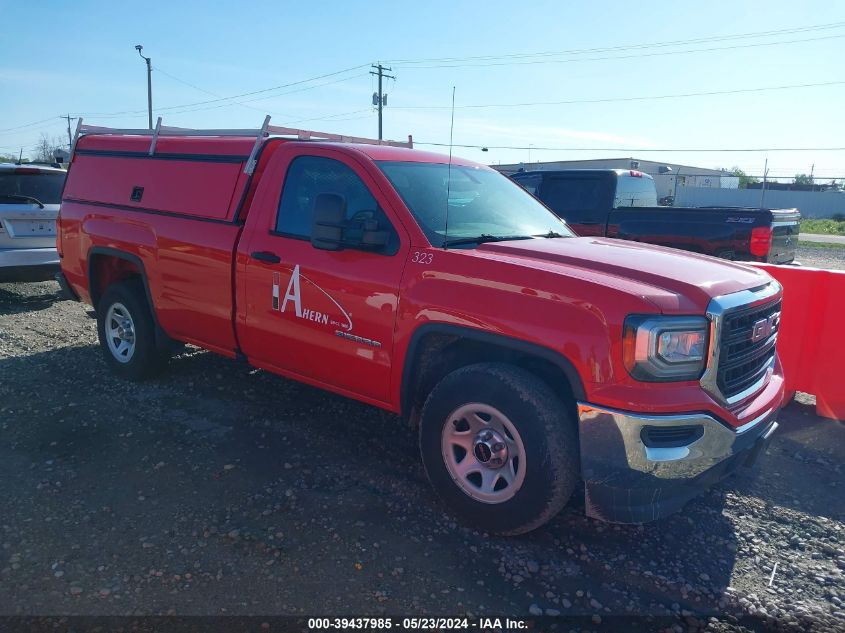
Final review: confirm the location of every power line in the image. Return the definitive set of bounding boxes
[283,109,373,126]
[0,107,375,151]
[8,78,839,137]
[393,80,845,111]
[386,21,845,65]
[735,175,845,178]
[140,76,368,122]
[69,72,369,122]
[0,116,61,135]
[70,63,371,120]
[153,65,299,120]
[153,66,218,98]
[417,142,845,152]
[393,33,845,69]
[151,63,369,112]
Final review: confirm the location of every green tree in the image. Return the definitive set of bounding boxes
[0,153,30,164]
[793,174,814,185]
[728,167,758,188]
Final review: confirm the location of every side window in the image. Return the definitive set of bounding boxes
[512,174,541,196]
[541,177,604,213]
[275,155,398,253]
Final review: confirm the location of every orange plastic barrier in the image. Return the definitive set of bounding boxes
[749,263,845,421]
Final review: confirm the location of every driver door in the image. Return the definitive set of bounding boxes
[238,151,407,405]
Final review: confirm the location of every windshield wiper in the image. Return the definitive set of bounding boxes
[444,234,534,248]
[534,230,567,238]
[0,194,45,209]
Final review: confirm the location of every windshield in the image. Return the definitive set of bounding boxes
[377,161,574,246]
[0,171,65,205]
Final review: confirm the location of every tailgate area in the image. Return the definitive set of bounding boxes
[769,208,800,264]
[0,206,58,250]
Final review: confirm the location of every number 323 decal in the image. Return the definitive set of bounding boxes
[411,251,434,265]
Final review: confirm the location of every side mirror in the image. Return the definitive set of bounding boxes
[358,217,389,249]
[311,193,346,251]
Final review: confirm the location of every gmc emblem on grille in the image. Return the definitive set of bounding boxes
[751,312,781,343]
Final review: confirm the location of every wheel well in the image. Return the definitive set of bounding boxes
[403,330,582,426]
[87,249,177,351]
[88,253,143,309]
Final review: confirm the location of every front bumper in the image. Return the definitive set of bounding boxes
[578,402,778,523]
[0,248,60,282]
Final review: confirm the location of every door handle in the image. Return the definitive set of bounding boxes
[251,251,281,264]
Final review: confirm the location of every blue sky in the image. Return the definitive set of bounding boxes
[2,0,844,181]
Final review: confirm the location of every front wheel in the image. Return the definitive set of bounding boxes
[419,363,579,535]
[96,279,168,381]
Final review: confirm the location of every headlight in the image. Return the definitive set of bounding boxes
[623,315,710,382]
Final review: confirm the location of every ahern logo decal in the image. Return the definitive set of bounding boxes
[271,264,353,331]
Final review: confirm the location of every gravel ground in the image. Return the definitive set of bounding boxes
[796,244,845,271]
[0,281,843,632]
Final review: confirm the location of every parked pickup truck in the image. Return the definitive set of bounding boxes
[511,169,800,263]
[57,121,784,534]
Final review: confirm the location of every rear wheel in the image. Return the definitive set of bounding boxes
[96,279,168,381]
[419,362,579,535]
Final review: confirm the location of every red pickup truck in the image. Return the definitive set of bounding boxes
[57,120,784,534]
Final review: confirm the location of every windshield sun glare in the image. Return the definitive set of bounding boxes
[377,161,574,246]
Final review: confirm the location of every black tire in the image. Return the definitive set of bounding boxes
[419,362,579,535]
[96,279,168,381]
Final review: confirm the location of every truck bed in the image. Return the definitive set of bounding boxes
[510,170,800,263]
[606,205,800,264]
[58,134,269,355]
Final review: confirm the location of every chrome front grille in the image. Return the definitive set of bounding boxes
[700,282,782,406]
[717,299,781,400]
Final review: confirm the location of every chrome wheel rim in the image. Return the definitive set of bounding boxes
[441,402,526,504]
[105,302,136,363]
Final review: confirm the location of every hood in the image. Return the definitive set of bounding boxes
[477,237,773,313]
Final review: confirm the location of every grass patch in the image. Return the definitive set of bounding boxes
[801,218,845,235]
[800,240,845,250]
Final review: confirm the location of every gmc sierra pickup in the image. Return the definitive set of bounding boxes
[511,169,800,263]
[57,120,784,534]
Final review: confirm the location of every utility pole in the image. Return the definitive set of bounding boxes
[370,64,394,140]
[62,114,78,150]
[760,159,769,208]
[135,45,153,129]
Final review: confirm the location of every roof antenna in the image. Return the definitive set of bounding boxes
[442,86,456,249]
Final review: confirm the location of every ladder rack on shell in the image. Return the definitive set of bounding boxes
[70,115,413,174]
